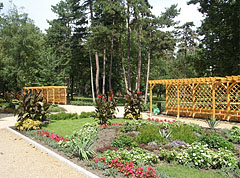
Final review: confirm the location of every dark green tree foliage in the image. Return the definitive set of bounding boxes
[46,0,88,97]
[0,7,43,91]
[170,22,199,78]
[188,0,240,76]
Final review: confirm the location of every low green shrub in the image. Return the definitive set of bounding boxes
[226,126,240,144]
[187,123,203,134]
[49,112,79,120]
[161,142,237,169]
[111,134,134,148]
[170,124,199,144]
[102,147,159,165]
[48,105,66,113]
[136,125,165,144]
[200,132,235,151]
[79,111,95,118]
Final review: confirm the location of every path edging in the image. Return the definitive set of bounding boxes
[6,127,99,178]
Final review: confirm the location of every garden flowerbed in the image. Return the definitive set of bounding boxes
[14,118,240,178]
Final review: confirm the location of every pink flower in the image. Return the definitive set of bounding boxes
[119,94,121,97]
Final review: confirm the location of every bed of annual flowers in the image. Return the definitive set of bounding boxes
[33,130,69,143]
[93,157,157,178]
[160,142,238,169]
[102,147,159,165]
[99,122,124,128]
[147,117,176,124]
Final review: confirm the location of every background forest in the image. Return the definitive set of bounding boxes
[0,0,239,102]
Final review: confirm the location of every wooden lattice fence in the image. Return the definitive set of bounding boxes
[149,75,240,121]
[24,86,67,105]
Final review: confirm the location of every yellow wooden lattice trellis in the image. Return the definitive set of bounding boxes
[24,86,67,105]
[149,75,240,121]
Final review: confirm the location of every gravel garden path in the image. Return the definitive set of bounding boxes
[60,105,240,130]
[0,128,86,178]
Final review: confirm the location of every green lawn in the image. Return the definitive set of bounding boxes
[157,164,230,178]
[42,118,126,136]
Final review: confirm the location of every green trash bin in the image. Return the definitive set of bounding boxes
[153,107,160,115]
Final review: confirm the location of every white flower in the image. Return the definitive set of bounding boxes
[193,153,196,156]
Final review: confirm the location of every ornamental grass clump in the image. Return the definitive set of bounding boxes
[170,124,199,144]
[95,91,118,125]
[65,123,98,160]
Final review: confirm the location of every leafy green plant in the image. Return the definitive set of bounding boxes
[159,128,172,139]
[170,124,199,144]
[226,126,240,143]
[200,132,235,151]
[111,134,134,148]
[3,91,15,103]
[65,123,98,160]
[14,90,51,129]
[206,116,220,129]
[124,91,143,120]
[49,112,79,120]
[136,125,165,144]
[95,91,118,125]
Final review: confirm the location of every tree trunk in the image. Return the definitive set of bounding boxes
[89,0,95,103]
[95,51,100,96]
[136,24,142,91]
[89,50,95,103]
[71,74,74,100]
[120,34,128,93]
[102,43,106,94]
[144,31,152,105]
[127,2,132,92]
[109,19,114,91]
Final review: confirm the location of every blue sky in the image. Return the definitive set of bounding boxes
[1,0,203,33]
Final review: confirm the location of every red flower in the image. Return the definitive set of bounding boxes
[98,94,102,98]
[119,94,121,97]
[147,118,151,121]
[109,96,113,100]
[124,94,127,98]
[110,90,113,94]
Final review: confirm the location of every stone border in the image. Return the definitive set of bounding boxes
[6,127,99,178]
